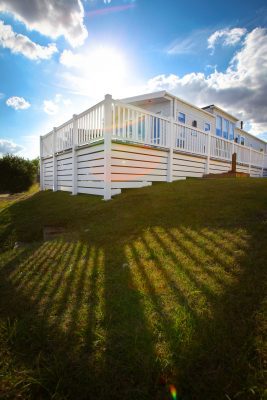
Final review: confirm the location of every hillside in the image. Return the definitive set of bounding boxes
[0,179,267,400]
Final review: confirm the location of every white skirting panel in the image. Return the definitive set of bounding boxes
[76,144,105,194]
[41,141,264,198]
[42,156,53,189]
[41,143,108,195]
[111,143,168,187]
[209,158,231,174]
[57,151,73,191]
[173,152,206,179]
[250,167,263,177]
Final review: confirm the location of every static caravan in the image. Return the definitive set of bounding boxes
[40,91,267,199]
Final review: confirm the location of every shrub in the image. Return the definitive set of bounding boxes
[0,155,36,194]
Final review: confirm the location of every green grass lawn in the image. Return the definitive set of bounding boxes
[0,179,266,400]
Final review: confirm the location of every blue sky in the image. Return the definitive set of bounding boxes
[0,0,267,158]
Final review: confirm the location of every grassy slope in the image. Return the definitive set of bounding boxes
[0,184,39,213]
[0,179,266,400]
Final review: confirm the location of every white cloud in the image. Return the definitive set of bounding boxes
[43,93,72,115]
[59,49,83,68]
[6,96,30,110]
[43,100,58,115]
[147,28,267,135]
[0,0,88,47]
[208,27,247,52]
[166,30,208,55]
[167,37,197,55]
[0,138,24,155]
[0,20,57,60]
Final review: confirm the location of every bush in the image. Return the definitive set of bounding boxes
[0,155,36,194]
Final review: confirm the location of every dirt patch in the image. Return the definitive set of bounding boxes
[43,226,66,241]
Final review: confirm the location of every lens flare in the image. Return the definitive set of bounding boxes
[169,384,177,400]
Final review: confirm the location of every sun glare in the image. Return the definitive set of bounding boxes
[81,46,128,96]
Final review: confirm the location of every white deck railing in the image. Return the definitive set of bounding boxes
[56,119,73,152]
[41,101,105,157]
[112,100,169,147]
[41,130,53,157]
[41,94,265,170]
[174,122,208,156]
[77,100,105,145]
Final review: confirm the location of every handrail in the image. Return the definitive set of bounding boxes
[77,99,105,119]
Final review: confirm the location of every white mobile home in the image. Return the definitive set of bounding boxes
[40,91,267,200]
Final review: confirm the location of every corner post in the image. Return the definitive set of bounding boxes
[205,130,211,174]
[40,136,44,190]
[72,114,78,195]
[248,146,251,176]
[103,94,113,200]
[167,118,174,182]
[53,127,58,192]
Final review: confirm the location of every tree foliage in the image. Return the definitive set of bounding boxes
[0,154,37,193]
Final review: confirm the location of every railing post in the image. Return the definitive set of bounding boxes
[103,94,112,200]
[261,152,264,177]
[167,118,174,182]
[39,136,44,190]
[232,141,235,157]
[53,127,57,192]
[248,146,251,175]
[72,114,78,195]
[205,131,211,174]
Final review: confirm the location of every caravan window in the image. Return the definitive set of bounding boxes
[223,119,229,139]
[216,116,222,137]
[178,112,185,124]
[229,123,234,140]
[204,123,210,132]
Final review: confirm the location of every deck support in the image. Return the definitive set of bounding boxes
[167,118,174,182]
[53,127,58,192]
[72,114,78,195]
[103,94,112,200]
[248,147,251,175]
[39,136,44,191]
[205,130,211,174]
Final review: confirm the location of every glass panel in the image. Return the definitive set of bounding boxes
[178,112,185,124]
[223,118,229,139]
[229,122,234,140]
[216,116,222,137]
[204,123,210,132]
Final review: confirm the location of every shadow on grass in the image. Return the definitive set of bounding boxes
[0,183,267,400]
